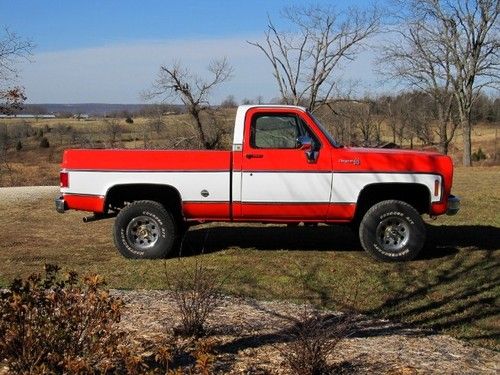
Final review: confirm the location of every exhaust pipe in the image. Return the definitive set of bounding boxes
[83,213,116,223]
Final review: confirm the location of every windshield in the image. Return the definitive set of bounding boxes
[308,111,341,148]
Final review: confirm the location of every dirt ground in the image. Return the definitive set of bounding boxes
[115,290,499,374]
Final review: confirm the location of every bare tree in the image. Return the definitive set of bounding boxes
[356,102,385,146]
[379,6,459,154]
[382,92,436,148]
[220,94,237,108]
[249,5,380,111]
[0,124,15,184]
[383,0,499,165]
[147,108,166,135]
[104,119,123,148]
[439,0,499,165]
[0,28,34,114]
[147,59,233,149]
[0,86,26,115]
[53,124,73,146]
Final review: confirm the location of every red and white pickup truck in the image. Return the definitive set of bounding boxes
[55,105,460,261]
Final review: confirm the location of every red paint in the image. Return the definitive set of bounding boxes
[62,149,231,171]
[64,194,105,213]
[327,203,356,221]
[236,203,331,221]
[430,202,447,216]
[232,203,357,222]
[183,202,230,220]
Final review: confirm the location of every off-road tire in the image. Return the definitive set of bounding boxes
[359,200,426,262]
[113,200,177,259]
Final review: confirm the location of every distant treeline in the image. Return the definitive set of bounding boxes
[18,103,185,117]
[19,92,499,123]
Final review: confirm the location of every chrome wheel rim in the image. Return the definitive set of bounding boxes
[126,216,160,250]
[376,217,410,252]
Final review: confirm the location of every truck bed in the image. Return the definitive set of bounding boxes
[60,149,232,218]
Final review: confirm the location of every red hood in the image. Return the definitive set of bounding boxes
[333,146,451,173]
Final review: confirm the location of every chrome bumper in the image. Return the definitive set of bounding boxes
[55,196,66,213]
[446,195,460,216]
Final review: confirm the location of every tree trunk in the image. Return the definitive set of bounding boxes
[191,109,210,149]
[462,117,472,166]
[439,122,448,154]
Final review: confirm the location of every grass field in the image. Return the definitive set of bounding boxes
[0,166,498,350]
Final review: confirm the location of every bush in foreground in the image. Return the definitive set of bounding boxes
[0,264,124,374]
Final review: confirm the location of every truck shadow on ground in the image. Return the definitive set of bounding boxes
[182,224,499,259]
[422,224,500,257]
[182,224,359,254]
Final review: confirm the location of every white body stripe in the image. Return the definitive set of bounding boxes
[63,170,442,205]
[240,172,332,203]
[63,171,230,202]
[232,171,242,202]
[331,173,442,203]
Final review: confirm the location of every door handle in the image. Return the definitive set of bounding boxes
[245,153,264,159]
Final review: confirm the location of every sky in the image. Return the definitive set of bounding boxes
[1,0,384,104]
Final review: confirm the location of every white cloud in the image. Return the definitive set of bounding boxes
[19,36,382,104]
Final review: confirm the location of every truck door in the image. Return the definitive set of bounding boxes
[237,108,333,221]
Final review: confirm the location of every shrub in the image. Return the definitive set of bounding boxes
[151,337,215,374]
[472,148,487,161]
[278,263,356,374]
[167,259,224,337]
[0,264,125,374]
[39,136,50,148]
[280,308,354,375]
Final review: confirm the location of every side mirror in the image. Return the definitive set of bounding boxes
[297,135,313,151]
[297,136,319,163]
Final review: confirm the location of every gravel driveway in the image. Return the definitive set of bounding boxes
[0,186,59,205]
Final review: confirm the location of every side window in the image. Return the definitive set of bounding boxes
[251,114,301,149]
[250,114,320,150]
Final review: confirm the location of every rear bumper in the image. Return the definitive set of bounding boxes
[55,193,106,213]
[446,195,460,216]
[55,196,67,213]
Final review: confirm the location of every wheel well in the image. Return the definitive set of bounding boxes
[105,184,183,220]
[354,183,431,221]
